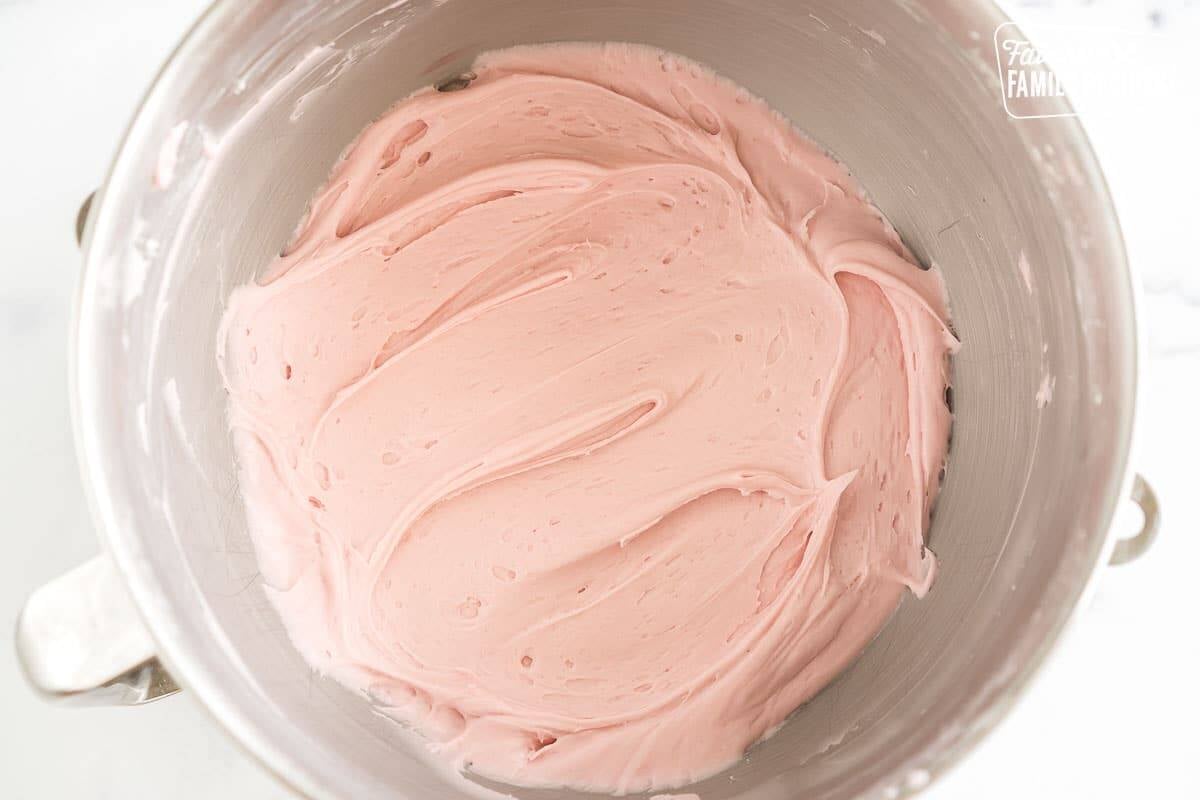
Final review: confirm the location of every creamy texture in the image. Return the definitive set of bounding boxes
[219,43,954,794]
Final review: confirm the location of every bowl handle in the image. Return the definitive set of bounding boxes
[15,555,180,705]
[1109,473,1160,566]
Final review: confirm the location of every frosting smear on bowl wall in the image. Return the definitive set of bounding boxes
[218,43,955,794]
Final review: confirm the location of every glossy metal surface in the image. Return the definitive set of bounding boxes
[15,555,179,704]
[48,0,1144,797]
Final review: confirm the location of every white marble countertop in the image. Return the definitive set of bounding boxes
[1,1,1196,797]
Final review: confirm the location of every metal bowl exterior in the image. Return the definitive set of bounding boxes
[70,1,1139,798]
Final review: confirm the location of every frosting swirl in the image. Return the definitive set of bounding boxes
[220,43,954,793]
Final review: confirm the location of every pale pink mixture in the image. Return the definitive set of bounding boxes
[219,43,954,794]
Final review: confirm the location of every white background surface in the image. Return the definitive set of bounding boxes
[1,1,1196,797]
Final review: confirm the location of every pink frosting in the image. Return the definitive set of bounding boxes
[219,43,954,794]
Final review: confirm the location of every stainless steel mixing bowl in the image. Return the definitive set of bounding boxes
[16,1,1159,798]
